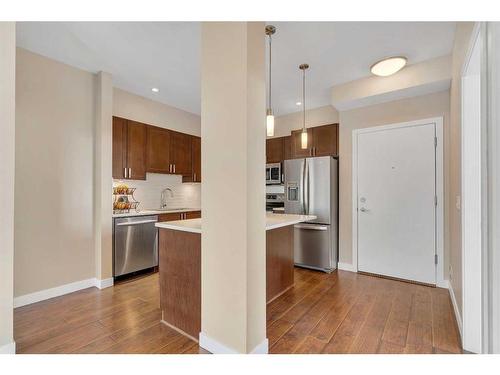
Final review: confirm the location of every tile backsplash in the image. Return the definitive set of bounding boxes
[113,173,201,211]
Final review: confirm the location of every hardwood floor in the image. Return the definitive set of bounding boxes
[14,268,462,354]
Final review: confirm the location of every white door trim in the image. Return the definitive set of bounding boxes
[461,22,484,353]
[352,117,445,286]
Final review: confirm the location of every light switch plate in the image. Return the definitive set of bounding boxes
[456,195,461,210]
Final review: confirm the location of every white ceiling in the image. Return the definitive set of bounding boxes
[16,22,456,116]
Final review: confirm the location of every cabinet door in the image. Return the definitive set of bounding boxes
[283,136,292,161]
[312,124,338,156]
[266,137,284,163]
[158,213,182,222]
[291,128,313,158]
[147,126,172,174]
[126,120,147,180]
[185,211,201,219]
[192,136,201,182]
[112,117,127,179]
[170,132,192,176]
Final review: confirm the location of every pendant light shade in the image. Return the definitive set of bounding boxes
[299,63,309,149]
[266,25,276,137]
[301,129,308,149]
[266,109,275,137]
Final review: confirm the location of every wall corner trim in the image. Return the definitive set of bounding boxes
[0,342,16,354]
[94,278,114,290]
[199,332,268,354]
[250,338,269,354]
[337,262,357,272]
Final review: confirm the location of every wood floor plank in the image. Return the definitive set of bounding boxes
[431,288,462,353]
[14,268,463,354]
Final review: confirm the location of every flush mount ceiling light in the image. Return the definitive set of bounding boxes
[299,63,309,149]
[370,56,407,77]
[266,25,276,137]
[152,87,160,93]
[296,101,302,106]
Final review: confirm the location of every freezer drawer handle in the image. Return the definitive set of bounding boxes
[116,219,157,226]
[294,224,328,231]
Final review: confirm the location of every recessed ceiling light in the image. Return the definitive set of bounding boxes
[296,101,302,106]
[370,56,407,77]
[151,87,160,93]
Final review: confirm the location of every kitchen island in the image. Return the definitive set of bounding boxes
[155,213,316,341]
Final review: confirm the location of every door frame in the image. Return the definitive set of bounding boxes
[461,22,484,353]
[352,117,445,287]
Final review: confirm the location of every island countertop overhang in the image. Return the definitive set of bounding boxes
[155,213,317,234]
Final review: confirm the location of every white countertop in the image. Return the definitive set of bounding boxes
[155,213,317,234]
[112,208,201,218]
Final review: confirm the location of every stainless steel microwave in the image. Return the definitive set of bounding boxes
[266,163,282,185]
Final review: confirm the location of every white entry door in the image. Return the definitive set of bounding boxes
[357,122,437,285]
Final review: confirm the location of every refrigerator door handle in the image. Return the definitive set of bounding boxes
[301,159,306,214]
[306,160,311,215]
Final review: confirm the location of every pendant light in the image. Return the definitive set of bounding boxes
[299,63,309,149]
[266,25,276,137]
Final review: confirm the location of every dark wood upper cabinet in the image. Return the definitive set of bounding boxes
[283,136,292,161]
[290,124,338,159]
[266,137,284,164]
[291,128,313,158]
[312,124,338,157]
[126,120,147,180]
[147,126,172,174]
[192,136,201,182]
[112,117,146,180]
[170,131,192,176]
[112,117,127,179]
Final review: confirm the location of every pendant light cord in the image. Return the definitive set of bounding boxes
[302,67,306,131]
[268,33,272,110]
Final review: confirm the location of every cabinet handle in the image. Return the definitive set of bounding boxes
[169,164,171,173]
[173,164,176,174]
[124,168,127,178]
[128,168,131,178]
[194,173,196,182]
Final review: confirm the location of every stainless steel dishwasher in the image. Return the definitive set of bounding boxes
[113,215,158,278]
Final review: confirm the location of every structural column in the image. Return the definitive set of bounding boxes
[200,22,267,353]
[0,22,16,354]
[94,71,114,288]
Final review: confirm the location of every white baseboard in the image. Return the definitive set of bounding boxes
[337,262,357,272]
[0,341,16,354]
[94,277,114,289]
[436,279,450,289]
[250,338,269,354]
[14,277,114,308]
[199,332,269,354]
[448,281,463,339]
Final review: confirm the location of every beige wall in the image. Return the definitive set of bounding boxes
[331,55,452,110]
[113,88,200,136]
[338,90,451,274]
[15,48,96,297]
[201,22,266,353]
[0,22,16,352]
[270,105,339,138]
[448,22,476,314]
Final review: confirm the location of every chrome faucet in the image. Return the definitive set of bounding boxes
[160,188,174,209]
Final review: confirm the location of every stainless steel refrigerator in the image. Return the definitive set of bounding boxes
[284,156,338,272]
